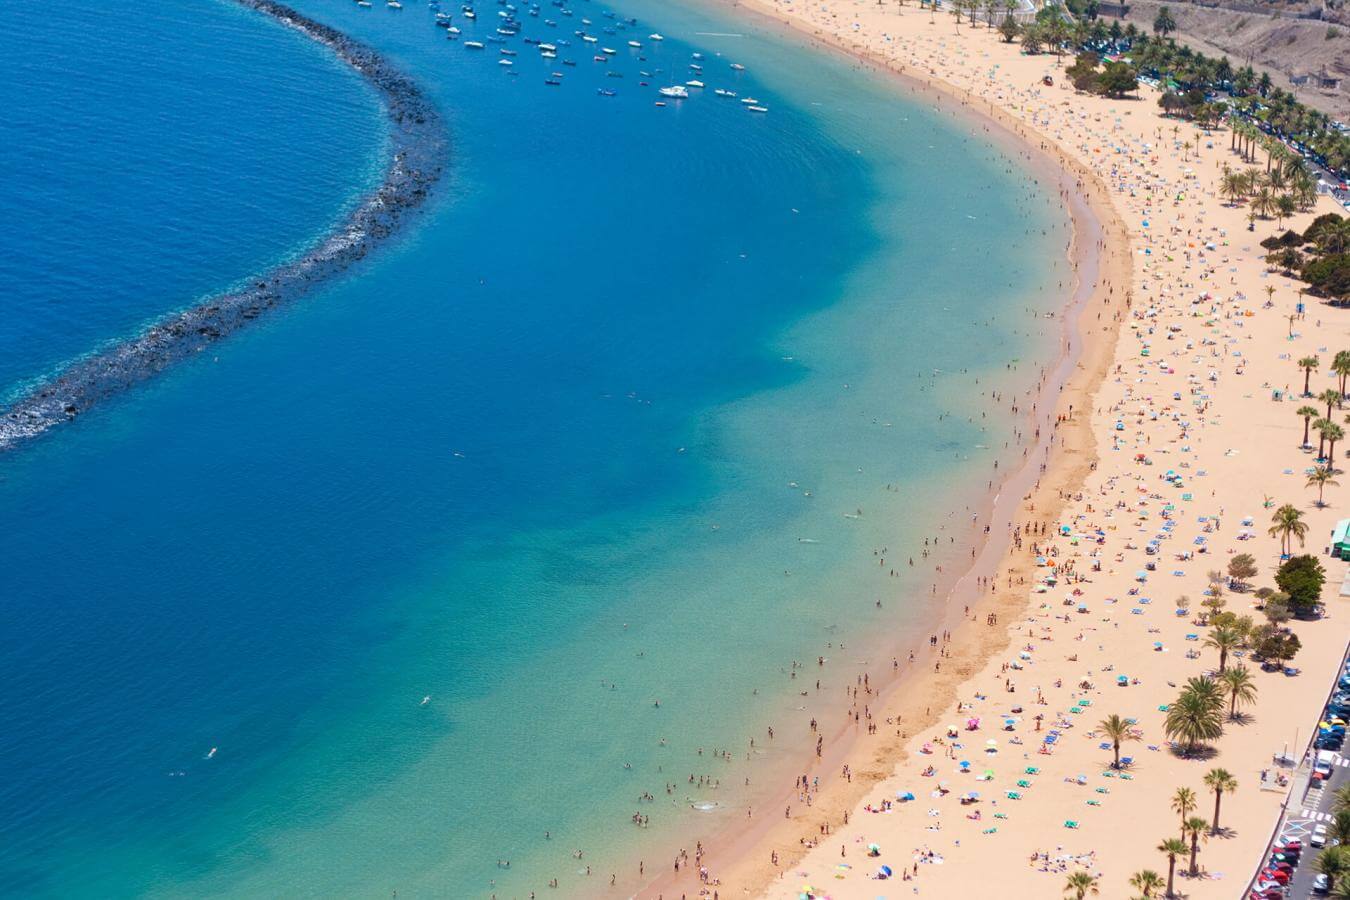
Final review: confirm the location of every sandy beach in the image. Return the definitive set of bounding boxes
[642,1,1350,897]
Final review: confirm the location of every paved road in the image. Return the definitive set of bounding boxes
[1280,751,1349,897]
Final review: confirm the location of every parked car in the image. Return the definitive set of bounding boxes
[1312,824,1329,848]
[1314,872,1331,894]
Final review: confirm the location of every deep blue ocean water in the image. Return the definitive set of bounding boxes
[0,0,1070,895]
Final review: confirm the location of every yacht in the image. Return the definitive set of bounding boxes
[685,79,704,88]
[657,85,688,98]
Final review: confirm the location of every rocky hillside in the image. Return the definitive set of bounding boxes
[1113,0,1349,118]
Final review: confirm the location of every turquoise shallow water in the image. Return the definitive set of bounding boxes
[0,0,1070,895]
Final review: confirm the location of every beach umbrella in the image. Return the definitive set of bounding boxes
[879,865,892,878]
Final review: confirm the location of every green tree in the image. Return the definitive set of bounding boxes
[1164,677,1225,755]
[1219,665,1258,719]
[1065,870,1100,899]
[1203,624,1243,671]
[1298,405,1320,447]
[1307,465,1339,506]
[1227,553,1257,590]
[1158,837,1187,898]
[1170,786,1197,839]
[1326,422,1345,466]
[1300,356,1321,396]
[1183,816,1209,875]
[1153,5,1176,36]
[1129,869,1165,898]
[1333,350,1350,398]
[1267,503,1308,557]
[1323,386,1343,419]
[998,12,1019,41]
[1276,554,1326,614]
[1328,808,1350,846]
[1098,61,1139,96]
[1203,768,1237,833]
[1098,713,1139,768]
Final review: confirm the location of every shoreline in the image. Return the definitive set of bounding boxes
[0,0,447,454]
[679,2,1350,897]
[637,1,1133,894]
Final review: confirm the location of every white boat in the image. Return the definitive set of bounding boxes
[601,47,617,54]
[740,97,758,104]
[648,32,664,40]
[730,63,745,71]
[685,80,704,88]
[499,58,513,65]
[387,0,402,7]
[583,35,598,42]
[748,105,768,112]
[465,40,485,48]
[627,40,641,48]
[356,0,372,6]
[447,25,461,33]
[539,43,557,51]
[541,50,556,58]
[657,85,688,98]
[463,9,476,17]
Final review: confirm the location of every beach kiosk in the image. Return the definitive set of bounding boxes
[1332,519,1350,560]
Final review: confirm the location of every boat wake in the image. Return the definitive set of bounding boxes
[0,0,447,453]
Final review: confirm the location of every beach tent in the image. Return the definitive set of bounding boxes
[1332,519,1350,560]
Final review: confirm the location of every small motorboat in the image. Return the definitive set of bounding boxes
[657,85,688,98]
[465,40,485,48]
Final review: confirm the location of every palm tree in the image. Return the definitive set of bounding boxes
[1065,870,1100,899]
[1307,465,1340,505]
[1327,423,1345,467]
[1315,846,1350,891]
[1203,624,1243,671]
[1158,837,1187,898]
[1183,816,1209,875]
[1171,787,1197,839]
[1322,386,1342,419]
[1252,187,1275,219]
[1331,782,1350,814]
[1204,768,1237,833]
[1299,356,1320,395]
[1220,169,1245,205]
[1098,713,1139,768]
[1220,665,1258,719]
[1316,417,1334,460]
[1129,869,1165,898]
[1334,350,1350,399]
[1328,808,1350,846]
[1268,503,1308,557]
[1298,405,1320,447]
[1165,678,1225,755]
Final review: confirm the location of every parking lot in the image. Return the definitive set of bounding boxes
[1250,647,1350,898]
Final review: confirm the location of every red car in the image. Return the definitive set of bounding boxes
[1260,868,1290,885]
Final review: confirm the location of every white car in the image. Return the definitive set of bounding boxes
[1312,823,1329,848]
